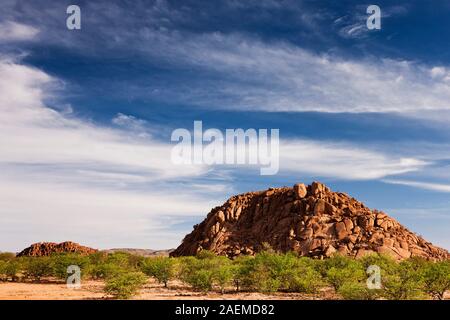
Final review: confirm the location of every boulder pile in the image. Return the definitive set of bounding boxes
[171,182,449,260]
[17,241,97,257]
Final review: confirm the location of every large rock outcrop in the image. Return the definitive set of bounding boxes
[17,241,97,257]
[171,182,449,260]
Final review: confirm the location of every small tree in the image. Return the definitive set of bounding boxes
[88,262,124,280]
[284,258,324,293]
[3,261,21,282]
[382,259,426,300]
[230,256,254,292]
[422,261,450,300]
[179,256,214,293]
[325,259,365,291]
[186,269,214,293]
[212,257,234,294]
[24,257,53,282]
[104,271,148,299]
[52,254,90,280]
[141,257,175,288]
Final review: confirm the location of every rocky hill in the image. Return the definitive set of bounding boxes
[171,182,449,260]
[17,241,97,257]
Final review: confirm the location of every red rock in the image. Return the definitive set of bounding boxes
[311,181,325,196]
[293,183,308,199]
[334,222,348,241]
[170,183,449,261]
[17,241,97,257]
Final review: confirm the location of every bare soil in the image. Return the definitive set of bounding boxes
[0,278,337,300]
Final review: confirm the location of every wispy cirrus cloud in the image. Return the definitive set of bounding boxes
[281,140,427,180]
[383,179,450,193]
[0,56,432,252]
[3,1,450,115]
[0,21,39,42]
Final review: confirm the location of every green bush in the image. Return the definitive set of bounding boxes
[104,271,148,299]
[23,257,53,282]
[284,258,324,293]
[2,260,22,281]
[88,262,125,279]
[338,281,380,300]
[0,252,16,262]
[179,256,214,293]
[230,255,253,292]
[51,254,90,280]
[141,257,176,287]
[381,259,426,300]
[186,269,214,293]
[242,251,298,293]
[0,261,6,281]
[422,260,450,300]
[106,252,134,269]
[211,257,234,293]
[324,256,365,291]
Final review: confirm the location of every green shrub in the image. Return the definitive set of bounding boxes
[23,257,53,282]
[230,255,254,292]
[211,257,234,294]
[104,271,147,299]
[358,253,396,271]
[141,257,176,287]
[422,260,450,300]
[325,256,365,291]
[0,252,16,262]
[51,254,90,280]
[243,251,298,293]
[186,269,214,293]
[381,259,426,300]
[196,250,217,260]
[2,260,21,281]
[284,258,324,293]
[0,261,6,281]
[88,262,124,279]
[106,252,134,269]
[88,251,109,265]
[179,257,214,293]
[338,281,380,300]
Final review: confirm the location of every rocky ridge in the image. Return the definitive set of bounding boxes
[17,241,97,257]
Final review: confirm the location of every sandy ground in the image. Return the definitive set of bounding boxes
[0,278,336,300]
[0,279,448,300]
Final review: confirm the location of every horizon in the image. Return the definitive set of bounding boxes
[1,0,450,252]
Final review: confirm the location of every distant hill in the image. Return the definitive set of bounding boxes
[102,248,174,257]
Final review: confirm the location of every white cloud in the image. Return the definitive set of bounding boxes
[0,21,39,42]
[123,31,450,113]
[0,56,439,251]
[383,179,450,193]
[112,113,151,138]
[0,178,217,252]
[0,57,219,251]
[3,5,450,114]
[281,140,427,179]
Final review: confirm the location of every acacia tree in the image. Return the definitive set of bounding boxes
[142,257,176,288]
[422,261,450,300]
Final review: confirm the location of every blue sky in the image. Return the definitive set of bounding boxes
[1,0,450,252]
